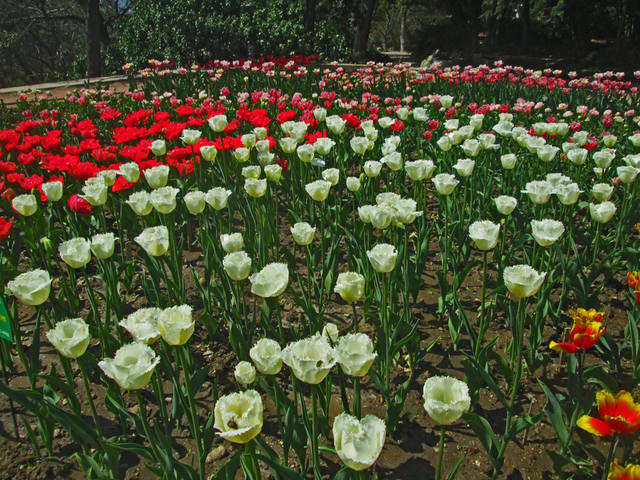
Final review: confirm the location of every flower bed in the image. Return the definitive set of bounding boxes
[0,58,639,479]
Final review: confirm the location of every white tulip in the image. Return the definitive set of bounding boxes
[333,413,386,471]
[144,165,170,189]
[334,333,376,377]
[214,390,263,443]
[12,194,38,216]
[157,305,194,346]
[150,186,179,214]
[126,191,153,216]
[531,219,565,247]
[99,342,159,390]
[59,237,91,269]
[469,220,500,250]
[282,334,336,384]
[422,376,470,425]
[223,251,252,281]
[47,318,90,359]
[589,201,616,223]
[503,265,546,299]
[90,232,116,260]
[250,338,282,375]
[135,226,169,256]
[250,263,289,297]
[119,307,162,344]
[366,243,398,273]
[7,269,51,306]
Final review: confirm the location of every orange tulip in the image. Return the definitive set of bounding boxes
[577,390,640,437]
[608,462,640,480]
[549,308,605,354]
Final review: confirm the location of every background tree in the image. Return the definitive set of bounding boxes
[353,0,376,57]
[2,0,640,87]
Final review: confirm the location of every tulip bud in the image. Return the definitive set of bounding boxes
[223,251,252,281]
[59,237,91,269]
[149,139,167,156]
[91,232,116,259]
[144,165,170,189]
[184,191,206,214]
[157,305,194,346]
[250,338,283,375]
[234,361,256,386]
[41,181,63,202]
[12,194,38,216]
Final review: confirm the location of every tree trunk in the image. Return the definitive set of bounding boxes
[487,0,497,46]
[86,0,101,77]
[399,4,406,52]
[521,0,530,50]
[616,0,626,49]
[353,0,376,56]
[468,0,482,59]
[304,0,316,33]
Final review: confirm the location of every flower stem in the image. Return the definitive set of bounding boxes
[60,355,82,414]
[475,250,489,357]
[351,303,359,333]
[0,342,19,438]
[381,273,391,401]
[602,435,617,480]
[592,222,602,265]
[242,440,262,479]
[136,391,164,470]
[311,385,322,480]
[152,370,170,433]
[494,299,526,478]
[82,268,107,355]
[177,346,205,480]
[78,358,102,438]
[435,425,446,480]
[353,377,361,418]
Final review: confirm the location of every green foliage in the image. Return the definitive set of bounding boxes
[105,0,352,71]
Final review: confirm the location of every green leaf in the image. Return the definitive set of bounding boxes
[446,454,466,480]
[212,450,242,480]
[108,440,154,461]
[462,412,499,462]
[510,413,542,438]
[537,379,569,447]
[256,452,304,480]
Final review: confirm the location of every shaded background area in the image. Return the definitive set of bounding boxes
[1,0,640,87]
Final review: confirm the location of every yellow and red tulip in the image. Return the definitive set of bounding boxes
[628,271,640,306]
[549,308,605,354]
[577,390,640,437]
[608,462,640,480]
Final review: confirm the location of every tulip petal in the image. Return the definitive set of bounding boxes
[549,341,579,354]
[576,415,612,436]
[596,390,618,419]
